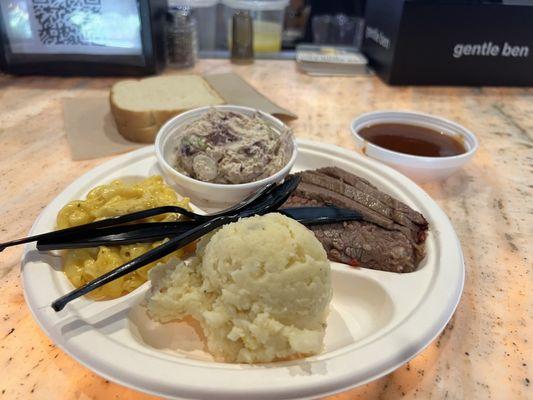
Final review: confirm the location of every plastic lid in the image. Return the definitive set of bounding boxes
[221,0,289,10]
[169,0,218,7]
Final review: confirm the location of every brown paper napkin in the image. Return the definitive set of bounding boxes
[63,73,296,161]
[204,73,297,119]
[63,98,145,161]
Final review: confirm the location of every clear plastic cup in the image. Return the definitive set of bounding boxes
[312,14,365,48]
[222,0,289,53]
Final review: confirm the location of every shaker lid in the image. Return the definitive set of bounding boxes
[166,6,195,25]
[221,0,289,11]
[169,0,218,8]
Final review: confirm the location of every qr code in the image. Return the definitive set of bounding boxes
[32,0,102,46]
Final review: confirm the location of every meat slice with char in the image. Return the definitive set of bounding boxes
[317,167,427,226]
[312,222,419,273]
[283,167,428,273]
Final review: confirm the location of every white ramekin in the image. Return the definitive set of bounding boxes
[350,111,478,183]
[155,105,298,206]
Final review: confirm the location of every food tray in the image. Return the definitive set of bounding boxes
[22,140,464,400]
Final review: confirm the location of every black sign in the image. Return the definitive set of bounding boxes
[362,1,533,86]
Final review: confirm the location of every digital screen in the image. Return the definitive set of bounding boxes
[1,0,143,56]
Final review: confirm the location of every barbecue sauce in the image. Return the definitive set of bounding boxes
[359,123,466,157]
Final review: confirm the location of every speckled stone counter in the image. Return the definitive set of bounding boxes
[0,60,531,400]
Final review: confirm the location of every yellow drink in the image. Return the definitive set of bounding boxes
[253,20,282,52]
[228,20,282,53]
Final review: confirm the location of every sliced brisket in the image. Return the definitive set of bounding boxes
[312,222,419,273]
[317,167,427,226]
[283,167,428,273]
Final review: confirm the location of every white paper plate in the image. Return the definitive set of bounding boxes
[22,140,464,400]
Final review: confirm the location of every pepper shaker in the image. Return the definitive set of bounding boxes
[166,7,198,68]
[231,10,254,64]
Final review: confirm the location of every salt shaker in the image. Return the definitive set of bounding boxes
[166,7,198,68]
[231,10,254,64]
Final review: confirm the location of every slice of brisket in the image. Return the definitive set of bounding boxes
[312,222,419,273]
[283,167,428,273]
[317,167,427,226]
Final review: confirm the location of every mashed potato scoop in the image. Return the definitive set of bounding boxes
[147,213,332,363]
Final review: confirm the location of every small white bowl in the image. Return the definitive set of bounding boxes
[155,105,298,206]
[350,111,478,183]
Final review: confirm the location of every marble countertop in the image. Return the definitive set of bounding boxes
[0,60,530,400]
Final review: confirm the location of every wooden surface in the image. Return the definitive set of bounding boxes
[0,60,531,400]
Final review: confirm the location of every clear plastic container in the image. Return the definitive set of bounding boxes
[222,0,289,53]
[169,0,219,51]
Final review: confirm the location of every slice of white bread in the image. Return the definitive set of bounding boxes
[110,75,224,143]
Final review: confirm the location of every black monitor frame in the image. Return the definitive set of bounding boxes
[0,0,167,76]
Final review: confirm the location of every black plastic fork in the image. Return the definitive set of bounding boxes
[0,181,276,252]
[36,207,362,250]
[50,176,301,312]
